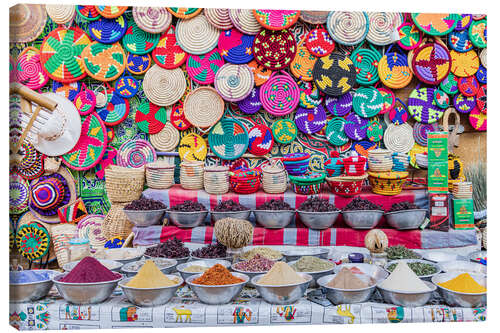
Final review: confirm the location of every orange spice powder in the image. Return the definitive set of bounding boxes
[192,264,244,285]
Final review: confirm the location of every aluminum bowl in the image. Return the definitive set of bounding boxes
[297,210,340,230]
[282,248,329,262]
[52,273,122,305]
[166,210,208,228]
[63,259,123,272]
[253,210,295,229]
[384,209,427,230]
[422,251,465,263]
[211,210,252,223]
[121,258,178,277]
[93,248,145,265]
[186,272,249,305]
[377,281,437,307]
[10,270,59,303]
[230,263,272,287]
[143,254,190,265]
[122,209,166,227]
[252,272,312,304]
[177,260,231,281]
[190,255,233,262]
[288,259,334,288]
[342,210,384,229]
[438,260,487,276]
[432,272,487,307]
[119,275,183,307]
[468,250,487,263]
[384,259,441,281]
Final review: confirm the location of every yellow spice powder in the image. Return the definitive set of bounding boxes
[126,260,178,288]
[438,273,486,293]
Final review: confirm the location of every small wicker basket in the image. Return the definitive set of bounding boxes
[180,160,204,190]
[105,165,145,203]
[102,203,135,240]
[367,171,409,195]
[145,161,175,189]
[204,165,230,194]
[261,159,288,194]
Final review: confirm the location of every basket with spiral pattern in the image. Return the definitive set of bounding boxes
[88,16,127,44]
[209,118,249,160]
[175,14,219,55]
[350,44,382,86]
[104,165,144,203]
[368,171,408,196]
[253,28,297,70]
[132,7,172,34]
[179,133,207,161]
[313,53,356,96]
[327,11,369,46]
[260,72,300,116]
[366,12,403,46]
[180,160,204,190]
[82,42,126,82]
[411,41,451,85]
[183,86,224,128]
[272,119,297,144]
[378,44,413,89]
[146,161,175,190]
[123,17,160,55]
[117,139,157,168]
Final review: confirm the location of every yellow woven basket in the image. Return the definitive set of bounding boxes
[367,171,409,195]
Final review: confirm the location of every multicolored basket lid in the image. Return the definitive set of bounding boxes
[52,81,82,101]
[95,6,128,19]
[476,85,487,114]
[167,7,202,19]
[298,81,323,109]
[456,14,473,31]
[10,172,29,215]
[186,48,225,84]
[15,222,50,261]
[366,12,403,46]
[327,11,369,46]
[453,93,476,113]
[248,124,274,155]
[290,46,316,81]
[411,13,461,36]
[313,53,356,96]
[126,53,152,75]
[345,112,369,141]
[135,101,168,134]
[253,28,296,70]
[82,42,126,82]
[117,138,157,168]
[74,87,96,116]
[247,59,271,86]
[88,16,127,44]
[15,142,44,180]
[252,10,300,30]
[366,120,384,142]
[469,19,487,48]
[76,5,101,21]
[132,7,172,34]
[115,75,139,98]
[397,22,423,50]
[306,28,335,57]
[326,117,349,146]
[440,72,459,95]
[271,119,297,144]
[294,105,327,134]
[62,113,107,171]
[458,76,480,96]
[378,45,413,89]
[476,64,487,84]
[351,44,381,86]
[469,106,487,131]
[204,8,234,30]
[170,102,191,131]
[450,50,480,77]
[152,27,187,69]
[411,42,451,85]
[378,87,395,114]
[325,92,352,116]
[389,102,409,125]
[218,29,254,64]
[96,88,130,126]
[179,133,207,161]
[40,27,91,83]
[352,87,383,118]
[214,63,254,102]
[16,47,49,90]
[260,72,299,116]
[123,17,161,55]
[175,14,219,55]
[237,87,262,114]
[448,29,473,53]
[407,87,445,123]
[413,122,439,146]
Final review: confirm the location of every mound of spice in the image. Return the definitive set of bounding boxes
[124,197,166,210]
[291,256,334,272]
[257,262,306,285]
[170,200,206,212]
[145,237,190,258]
[10,270,53,284]
[213,200,249,212]
[343,197,382,211]
[388,201,419,212]
[299,197,337,212]
[327,267,372,289]
[191,242,227,259]
[257,199,293,210]
[192,264,244,285]
[387,262,437,276]
[61,257,120,283]
[233,254,275,272]
[378,261,431,292]
[385,245,420,260]
[126,260,178,288]
[183,265,209,273]
[240,247,283,260]
[437,273,486,293]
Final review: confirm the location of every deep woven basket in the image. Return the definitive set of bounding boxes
[326,174,367,197]
[261,160,288,194]
[367,171,409,195]
[104,165,144,203]
[145,161,175,189]
[204,165,230,194]
[180,160,204,190]
[102,203,134,240]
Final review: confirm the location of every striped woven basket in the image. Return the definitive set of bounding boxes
[180,160,204,190]
[367,171,408,195]
[145,161,175,189]
[261,159,288,194]
[204,165,230,194]
[104,165,145,203]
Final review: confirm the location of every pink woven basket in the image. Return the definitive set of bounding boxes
[260,71,300,116]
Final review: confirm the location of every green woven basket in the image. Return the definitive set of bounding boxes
[208,118,249,160]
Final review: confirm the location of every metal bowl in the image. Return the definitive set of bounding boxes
[468,250,487,263]
[438,260,487,276]
[93,248,145,265]
[211,210,252,223]
[384,209,427,230]
[342,210,384,229]
[119,275,183,307]
[121,258,178,277]
[177,260,231,281]
[297,210,340,230]
[422,251,465,263]
[123,209,166,227]
[432,272,487,307]
[52,273,122,305]
[186,272,249,305]
[9,270,59,303]
[252,272,312,304]
[253,210,295,229]
[143,254,190,265]
[230,263,272,287]
[288,259,334,288]
[377,281,437,307]
[282,248,329,262]
[190,255,233,262]
[384,259,441,281]
[166,210,208,228]
[63,259,123,272]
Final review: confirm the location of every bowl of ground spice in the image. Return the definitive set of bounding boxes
[121,258,178,277]
[63,259,123,272]
[123,197,167,227]
[177,259,231,281]
[384,259,441,281]
[297,197,340,230]
[432,272,487,307]
[289,256,335,287]
[253,200,295,229]
[231,254,276,286]
[240,247,283,261]
[341,197,384,229]
[52,257,123,305]
[166,201,208,228]
[384,201,427,230]
[186,264,249,305]
[385,245,422,260]
[211,200,252,224]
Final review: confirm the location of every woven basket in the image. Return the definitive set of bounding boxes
[102,203,135,240]
[50,223,78,267]
[384,123,415,153]
[262,159,288,194]
[183,86,224,128]
[204,8,233,30]
[392,152,410,171]
[46,4,75,25]
[132,7,172,34]
[327,11,369,46]
[367,171,409,195]
[150,122,179,152]
[326,174,367,197]
[143,65,186,106]
[146,161,175,189]
[204,165,230,194]
[214,63,254,102]
[366,12,403,46]
[175,14,219,55]
[180,160,204,190]
[229,9,261,35]
[105,165,144,203]
[368,149,393,172]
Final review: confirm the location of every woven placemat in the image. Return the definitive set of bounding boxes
[469,19,487,48]
[167,7,202,19]
[476,65,487,84]
[96,89,130,126]
[115,75,139,98]
[378,46,413,89]
[469,106,487,131]
[252,10,300,30]
[183,86,224,128]
[449,29,473,53]
[294,105,327,134]
[313,53,356,96]
[247,124,273,156]
[407,87,444,123]
[260,72,300,116]
[300,11,329,24]
[209,118,249,160]
[412,42,451,85]
[272,119,297,144]
[453,93,476,114]
[253,28,296,70]
[152,27,187,69]
[16,47,49,90]
[306,28,335,57]
[89,16,127,44]
[218,29,254,64]
[46,5,75,25]
[143,65,186,106]
[150,122,179,152]
[353,86,383,118]
[326,117,349,146]
[205,8,233,30]
[345,112,369,141]
[450,50,480,77]
[126,53,152,75]
[476,85,487,114]
[366,12,402,46]
[176,14,219,55]
[397,22,422,50]
[123,17,160,55]
[378,87,395,114]
[135,101,168,134]
[229,9,261,35]
[10,4,47,43]
[384,123,415,153]
[82,42,126,82]
[186,48,224,84]
[366,120,383,142]
[351,44,381,85]
[95,6,128,19]
[247,59,271,86]
[117,139,156,168]
[74,88,96,115]
[327,11,369,46]
[413,122,439,146]
[40,27,91,83]
[76,5,101,21]
[170,102,191,130]
[214,63,254,102]
[325,92,352,116]
[291,46,316,81]
[133,7,172,34]
[179,133,207,161]
[299,81,323,109]
[237,87,262,114]
[458,76,480,96]
[440,72,459,95]
[411,13,460,36]
[10,172,29,215]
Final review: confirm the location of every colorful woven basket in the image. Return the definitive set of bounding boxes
[453,93,476,113]
[476,64,487,84]
[76,5,101,21]
[247,59,271,86]
[325,92,352,116]
[326,117,349,146]
[383,123,415,153]
[469,19,487,48]
[62,113,107,171]
[117,139,156,168]
[237,87,262,114]
[407,87,445,123]
[95,6,127,19]
[175,14,219,55]
[449,29,473,53]
[183,86,224,128]
[313,53,356,96]
[389,98,409,125]
[252,10,300,30]
[214,63,254,102]
[152,27,187,69]
[132,7,172,34]
[450,50,480,77]
[476,85,487,114]
[378,45,413,89]
[353,86,383,118]
[326,174,367,197]
[16,222,50,261]
[229,169,261,194]
[135,101,167,134]
[143,65,186,106]
[440,72,459,95]
[327,11,368,45]
[411,13,461,36]
[306,28,335,57]
[40,27,91,83]
[82,42,126,82]
[345,112,369,141]
[290,46,316,81]
[411,41,451,84]
[179,133,208,161]
[15,142,44,180]
[170,102,191,131]
[456,14,473,31]
[366,12,403,46]
[248,124,273,156]
[289,172,326,195]
[209,118,249,160]
[272,119,297,144]
[10,172,29,215]
[126,53,152,75]
[295,105,327,134]
[123,17,160,55]
[218,29,254,64]
[96,88,130,126]
[186,48,224,84]
[253,28,296,70]
[367,120,384,142]
[469,106,487,131]
[378,87,395,114]
[115,75,139,98]
[368,171,408,195]
[343,156,367,176]
[10,4,47,43]
[458,76,480,96]
[73,86,96,116]
[397,22,423,50]
[260,72,300,116]
[351,44,382,86]
[413,122,439,146]
[229,9,261,35]
[299,81,323,109]
[204,8,233,30]
[16,47,49,90]
[167,7,202,19]
[46,5,75,25]
[88,16,127,44]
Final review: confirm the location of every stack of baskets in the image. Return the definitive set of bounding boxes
[451,182,473,199]
[105,165,145,202]
[367,171,409,195]
[180,160,204,190]
[324,151,344,177]
[326,174,368,197]
[289,172,326,195]
[392,152,410,171]
[204,165,230,194]
[229,169,261,194]
[367,149,393,172]
[415,153,428,168]
[343,156,367,176]
[145,161,175,189]
[282,152,310,176]
[261,159,288,194]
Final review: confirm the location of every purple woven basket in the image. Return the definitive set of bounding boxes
[453,93,476,114]
[345,113,369,140]
[237,86,261,114]
[294,105,327,134]
[413,122,438,146]
[325,92,353,117]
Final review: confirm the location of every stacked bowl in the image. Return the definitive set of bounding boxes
[282,152,310,176]
[367,149,393,172]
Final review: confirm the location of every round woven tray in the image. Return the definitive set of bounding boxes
[440,72,459,95]
[253,28,297,70]
[76,5,101,21]
[326,117,349,146]
[89,16,127,44]
[46,5,75,25]
[313,53,356,96]
[132,7,172,34]
[384,123,415,153]
[366,12,402,46]
[150,122,179,152]
[397,22,423,50]
[325,92,352,116]
[306,28,335,58]
[272,119,297,144]
[450,50,480,77]
[248,124,273,155]
[469,107,487,131]
[123,17,160,55]
[299,81,323,109]
[82,42,126,82]
[126,53,151,75]
[143,65,186,106]
[458,76,480,96]
[353,87,383,118]
[345,113,369,141]
[179,133,208,161]
[218,28,255,64]
[186,48,224,84]
[135,101,168,134]
[205,8,233,30]
[10,172,29,215]
[151,26,187,69]
[411,13,460,36]
[448,29,473,53]
[229,9,261,35]
[378,45,413,89]
[327,11,369,46]
[95,6,128,19]
[247,59,272,86]
[295,105,327,134]
[252,9,300,30]
[170,102,191,131]
[413,122,438,146]
[237,87,262,114]
[209,118,249,160]
[453,93,476,114]
[117,139,157,168]
[480,48,487,68]
[95,88,130,126]
[214,63,254,102]
[351,44,381,85]
[16,47,49,90]
[300,10,329,24]
[183,86,224,128]
[51,80,81,101]
[367,120,384,142]
[176,14,219,55]
[291,46,316,81]
[412,42,451,85]
[167,7,202,19]
[469,19,487,48]
[407,87,445,123]
[78,215,106,249]
[260,72,300,116]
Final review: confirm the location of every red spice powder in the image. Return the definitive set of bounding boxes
[61,256,121,283]
[192,264,244,285]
